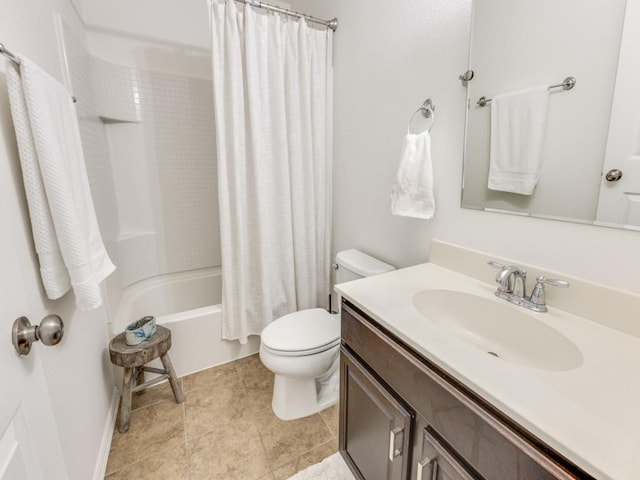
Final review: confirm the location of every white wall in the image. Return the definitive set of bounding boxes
[292,0,640,294]
[80,0,291,77]
[81,0,211,51]
[0,1,115,479]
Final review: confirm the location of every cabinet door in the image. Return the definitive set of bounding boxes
[415,427,480,480]
[340,349,413,480]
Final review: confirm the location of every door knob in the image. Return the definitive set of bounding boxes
[605,169,623,182]
[12,315,64,356]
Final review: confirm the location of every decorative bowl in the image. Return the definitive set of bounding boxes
[124,316,156,346]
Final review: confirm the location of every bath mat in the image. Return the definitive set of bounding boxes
[286,452,356,480]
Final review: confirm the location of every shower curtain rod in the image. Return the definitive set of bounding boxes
[233,0,338,31]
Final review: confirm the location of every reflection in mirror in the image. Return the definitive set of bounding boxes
[461,0,640,230]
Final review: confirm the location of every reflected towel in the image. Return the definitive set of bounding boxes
[391,130,435,219]
[6,56,115,310]
[488,86,549,195]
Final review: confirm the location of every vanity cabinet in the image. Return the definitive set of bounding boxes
[339,300,594,480]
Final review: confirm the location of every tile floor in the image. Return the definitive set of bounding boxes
[104,354,339,480]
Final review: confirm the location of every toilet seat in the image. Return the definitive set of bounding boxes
[261,308,340,357]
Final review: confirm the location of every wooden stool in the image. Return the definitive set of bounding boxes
[109,325,184,433]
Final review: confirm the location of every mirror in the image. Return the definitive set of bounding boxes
[461,0,640,230]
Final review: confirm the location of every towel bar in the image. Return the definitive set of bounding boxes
[1,42,77,103]
[477,76,576,107]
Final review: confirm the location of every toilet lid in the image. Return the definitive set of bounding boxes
[261,308,340,353]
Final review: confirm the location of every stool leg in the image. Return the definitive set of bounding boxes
[135,367,146,396]
[160,353,184,403]
[120,367,134,433]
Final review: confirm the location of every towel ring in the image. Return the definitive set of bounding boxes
[408,98,435,134]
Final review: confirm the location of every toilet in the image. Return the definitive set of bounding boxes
[260,249,395,420]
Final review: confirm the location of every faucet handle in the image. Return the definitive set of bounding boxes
[528,276,570,312]
[536,276,570,289]
[487,260,506,270]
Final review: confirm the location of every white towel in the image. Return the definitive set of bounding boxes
[390,130,435,219]
[6,56,115,310]
[488,86,550,195]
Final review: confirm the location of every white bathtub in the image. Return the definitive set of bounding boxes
[112,267,259,378]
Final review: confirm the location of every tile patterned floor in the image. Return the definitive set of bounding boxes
[104,354,339,480]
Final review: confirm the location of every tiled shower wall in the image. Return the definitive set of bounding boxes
[140,71,219,275]
[63,23,220,299]
[92,60,220,286]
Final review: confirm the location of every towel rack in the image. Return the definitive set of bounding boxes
[477,76,576,107]
[408,98,435,133]
[0,42,19,65]
[1,42,78,103]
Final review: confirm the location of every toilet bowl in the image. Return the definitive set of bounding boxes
[259,249,395,420]
[260,308,340,420]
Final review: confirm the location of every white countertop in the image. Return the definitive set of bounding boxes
[335,263,640,480]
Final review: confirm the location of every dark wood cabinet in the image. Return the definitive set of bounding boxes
[341,350,413,480]
[339,300,594,480]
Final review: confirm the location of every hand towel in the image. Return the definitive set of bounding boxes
[6,56,115,310]
[390,130,435,219]
[488,86,550,195]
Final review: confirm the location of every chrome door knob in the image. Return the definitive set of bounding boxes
[12,314,64,356]
[605,169,623,182]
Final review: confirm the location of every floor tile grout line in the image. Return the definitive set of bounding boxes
[181,377,245,398]
[264,420,337,473]
[319,408,339,442]
[234,356,274,480]
[271,437,338,474]
[106,410,185,475]
[250,396,276,476]
[103,440,182,478]
[107,377,188,477]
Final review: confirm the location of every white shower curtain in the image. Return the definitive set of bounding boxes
[210,0,333,343]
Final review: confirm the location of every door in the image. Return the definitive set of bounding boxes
[340,349,413,480]
[415,427,480,480]
[0,170,68,478]
[595,0,640,228]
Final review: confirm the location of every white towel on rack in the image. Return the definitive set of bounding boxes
[488,86,549,195]
[390,130,435,219]
[6,56,115,310]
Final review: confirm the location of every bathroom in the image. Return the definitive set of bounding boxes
[1,0,639,479]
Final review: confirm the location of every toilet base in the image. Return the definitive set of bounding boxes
[271,367,339,420]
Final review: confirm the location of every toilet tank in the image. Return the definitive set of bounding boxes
[335,249,395,284]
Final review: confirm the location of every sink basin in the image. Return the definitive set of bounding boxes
[412,289,583,371]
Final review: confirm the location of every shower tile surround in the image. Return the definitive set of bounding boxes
[97,60,220,286]
[104,354,338,480]
[62,22,220,297]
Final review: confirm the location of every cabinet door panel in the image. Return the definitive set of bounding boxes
[341,349,413,480]
[419,427,480,480]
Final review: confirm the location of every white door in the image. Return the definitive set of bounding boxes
[595,0,640,229]
[0,166,68,478]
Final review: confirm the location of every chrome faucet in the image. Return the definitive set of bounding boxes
[488,261,569,312]
[488,261,527,304]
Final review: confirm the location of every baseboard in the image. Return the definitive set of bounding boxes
[92,388,119,480]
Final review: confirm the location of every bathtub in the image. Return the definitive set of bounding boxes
[112,267,259,378]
